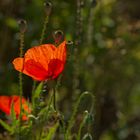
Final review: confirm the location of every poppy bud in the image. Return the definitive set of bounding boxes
[44,1,52,16]
[66,40,73,45]
[84,110,89,115]
[82,133,93,140]
[18,19,27,33]
[91,0,97,7]
[53,30,64,45]
[80,1,84,8]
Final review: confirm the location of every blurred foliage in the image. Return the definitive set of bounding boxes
[0,0,140,140]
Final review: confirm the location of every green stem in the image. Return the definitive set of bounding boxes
[19,32,24,119]
[72,0,83,96]
[53,87,56,110]
[32,80,37,96]
[53,77,61,111]
[19,31,24,139]
[39,16,49,45]
[65,92,94,140]
[77,113,87,140]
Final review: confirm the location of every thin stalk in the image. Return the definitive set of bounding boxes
[31,80,37,96]
[38,131,43,140]
[87,0,97,45]
[52,76,62,111]
[53,86,56,111]
[19,31,24,139]
[65,92,94,140]
[39,16,49,45]
[77,113,87,140]
[19,32,24,119]
[73,0,83,96]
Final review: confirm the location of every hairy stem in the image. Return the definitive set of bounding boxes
[19,32,24,119]
[39,16,49,45]
[65,92,94,140]
[18,31,24,139]
[73,0,83,96]
[53,87,56,110]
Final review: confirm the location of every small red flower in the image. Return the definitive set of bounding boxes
[0,96,31,120]
[12,41,66,81]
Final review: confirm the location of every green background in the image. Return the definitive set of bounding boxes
[0,0,140,139]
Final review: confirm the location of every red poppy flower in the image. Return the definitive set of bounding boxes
[0,96,31,120]
[12,41,66,81]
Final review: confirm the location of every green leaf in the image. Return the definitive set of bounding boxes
[0,119,13,133]
[34,82,43,99]
[32,82,43,108]
[45,122,59,140]
[11,102,16,121]
[10,101,20,133]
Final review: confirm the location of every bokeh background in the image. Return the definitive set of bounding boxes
[0,0,140,140]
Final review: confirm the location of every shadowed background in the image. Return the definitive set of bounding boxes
[0,0,140,140]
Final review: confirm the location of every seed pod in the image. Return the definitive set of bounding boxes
[66,40,73,45]
[53,30,64,44]
[91,0,97,7]
[80,1,85,8]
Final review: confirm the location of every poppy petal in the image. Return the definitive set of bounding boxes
[13,96,31,120]
[0,96,11,115]
[48,59,64,79]
[25,44,56,67]
[24,59,49,81]
[12,57,24,72]
[12,58,47,81]
[12,58,36,80]
[55,40,66,62]
[0,96,31,120]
